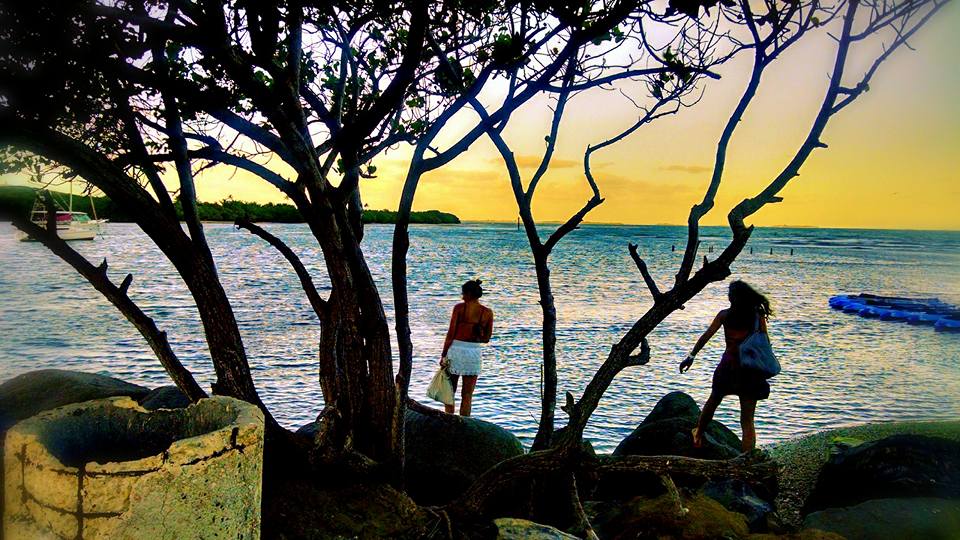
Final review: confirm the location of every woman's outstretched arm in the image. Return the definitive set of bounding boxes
[679,310,726,373]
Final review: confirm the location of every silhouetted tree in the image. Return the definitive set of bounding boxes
[428,0,947,532]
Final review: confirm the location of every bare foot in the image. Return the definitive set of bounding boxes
[691,427,703,448]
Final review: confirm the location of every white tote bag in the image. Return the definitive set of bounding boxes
[426,366,454,406]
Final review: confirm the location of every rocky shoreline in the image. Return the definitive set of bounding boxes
[2,370,958,539]
[767,419,960,532]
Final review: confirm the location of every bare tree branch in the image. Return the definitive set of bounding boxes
[11,216,207,402]
[235,219,329,321]
[628,243,662,301]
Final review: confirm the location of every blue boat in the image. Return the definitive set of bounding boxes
[935,317,960,332]
[829,294,960,331]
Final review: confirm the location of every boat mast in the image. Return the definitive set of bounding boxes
[69,178,73,213]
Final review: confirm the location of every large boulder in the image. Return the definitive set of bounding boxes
[138,385,191,411]
[613,391,742,460]
[0,369,150,432]
[597,392,744,500]
[803,497,960,540]
[494,518,579,539]
[803,434,960,514]
[403,409,524,505]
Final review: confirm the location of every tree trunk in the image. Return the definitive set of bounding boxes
[293,170,401,473]
[532,253,558,451]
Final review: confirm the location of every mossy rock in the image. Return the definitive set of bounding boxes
[589,493,751,540]
[494,518,579,539]
[749,530,846,540]
[803,435,960,514]
[262,480,429,539]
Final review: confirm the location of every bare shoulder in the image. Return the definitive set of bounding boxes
[717,309,729,320]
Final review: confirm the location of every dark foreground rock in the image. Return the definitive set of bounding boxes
[703,478,775,531]
[803,497,960,540]
[613,391,742,460]
[262,477,430,539]
[587,493,843,540]
[138,385,191,410]
[803,434,960,514]
[404,409,525,505]
[0,369,150,431]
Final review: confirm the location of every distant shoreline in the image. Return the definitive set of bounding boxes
[1,186,956,232]
[0,186,460,225]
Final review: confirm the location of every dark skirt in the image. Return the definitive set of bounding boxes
[712,352,770,400]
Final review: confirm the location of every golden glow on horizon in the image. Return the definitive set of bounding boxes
[3,7,957,230]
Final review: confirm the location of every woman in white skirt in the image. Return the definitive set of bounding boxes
[441,279,494,416]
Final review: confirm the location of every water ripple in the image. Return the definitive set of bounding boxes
[1,222,958,452]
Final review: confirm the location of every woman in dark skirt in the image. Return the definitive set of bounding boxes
[679,280,773,452]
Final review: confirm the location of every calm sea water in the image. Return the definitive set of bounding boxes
[1,222,958,451]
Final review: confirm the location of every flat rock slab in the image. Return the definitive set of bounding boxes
[0,369,150,432]
[803,434,960,513]
[767,420,960,529]
[803,498,960,540]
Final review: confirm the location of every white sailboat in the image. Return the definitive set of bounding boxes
[17,185,108,242]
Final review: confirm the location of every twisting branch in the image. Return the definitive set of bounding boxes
[444,445,777,524]
[568,475,600,540]
[595,450,778,486]
[674,0,827,286]
[526,56,577,204]
[729,0,947,233]
[235,219,328,320]
[659,474,686,519]
[629,242,662,301]
[11,215,207,402]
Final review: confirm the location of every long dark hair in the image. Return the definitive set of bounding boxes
[727,280,772,328]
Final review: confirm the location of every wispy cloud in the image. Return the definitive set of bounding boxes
[488,155,579,169]
[659,164,712,174]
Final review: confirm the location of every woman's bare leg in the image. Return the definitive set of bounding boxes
[445,374,459,414]
[739,397,758,451]
[460,375,478,416]
[693,393,724,447]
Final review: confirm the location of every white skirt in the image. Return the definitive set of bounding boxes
[447,340,482,376]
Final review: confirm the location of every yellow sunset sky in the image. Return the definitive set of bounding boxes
[4,5,958,230]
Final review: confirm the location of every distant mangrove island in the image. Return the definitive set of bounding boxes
[0,185,460,224]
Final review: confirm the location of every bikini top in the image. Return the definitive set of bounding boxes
[456,305,490,342]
